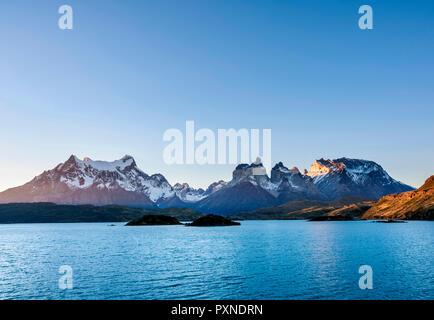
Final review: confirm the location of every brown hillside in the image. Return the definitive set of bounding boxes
[362,176,434,220]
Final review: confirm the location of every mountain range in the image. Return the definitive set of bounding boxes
[0,155,415,215]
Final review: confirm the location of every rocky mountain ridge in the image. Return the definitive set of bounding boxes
[0,155,415,215]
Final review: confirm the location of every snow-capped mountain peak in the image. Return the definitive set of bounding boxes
[62,154,137,173]
[307,157,393,186]
[334,157,393,185]
[305,157,414,200]
[173,183,206,202]
[19,155,175,205]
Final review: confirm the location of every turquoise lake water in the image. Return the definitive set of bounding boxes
[0,220,432,300]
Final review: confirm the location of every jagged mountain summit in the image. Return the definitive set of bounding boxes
[194,161,279,214]
[0,155,174,206]
[172,180,228,203]
[0,155,415,215]
[194,160,326,214]
[271,162,326,203]
[194,158,414,214]
[173,183,206,202]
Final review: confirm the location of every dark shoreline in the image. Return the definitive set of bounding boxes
[0,202,432,224]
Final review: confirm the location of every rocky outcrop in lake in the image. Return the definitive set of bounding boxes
[126,215,181,226]
[187,214,240,226]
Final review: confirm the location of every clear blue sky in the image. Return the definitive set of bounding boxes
[0,0,433,191]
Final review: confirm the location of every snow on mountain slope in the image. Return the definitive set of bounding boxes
[204,180,228,195]
[305,158,414,200]
[195,157,415,215]
[60,155,175,202]
[335,158,393,185]
[271,162,326,202]
[0,155,174,205]
[173,183,207,202]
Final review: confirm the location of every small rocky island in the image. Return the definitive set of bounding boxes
[373,220,407,223]
[187,214,240,227]
[126,215,182,226]
[308,215,355,221]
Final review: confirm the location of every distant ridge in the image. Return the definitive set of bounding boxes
[230,197,375,220]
